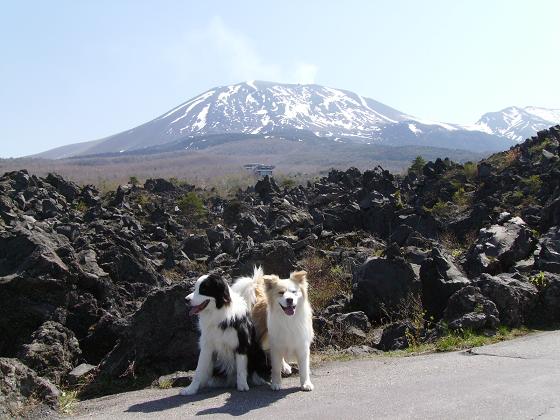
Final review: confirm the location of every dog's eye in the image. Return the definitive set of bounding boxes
[278,291,284,295]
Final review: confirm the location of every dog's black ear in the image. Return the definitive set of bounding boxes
[200,273,231,309]
[215,280,231,309]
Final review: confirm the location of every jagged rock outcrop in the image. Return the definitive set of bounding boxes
[443,286,500,332]
[18,321,81,386]
[351,250,418,321]
[0,358,59,418]
[464,216,537,276]
[420,248,471,320]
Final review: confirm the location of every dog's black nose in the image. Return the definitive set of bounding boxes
[286,298,293,306]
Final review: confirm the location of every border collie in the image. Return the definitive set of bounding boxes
[233,268,314,391]
[180,273,266,396]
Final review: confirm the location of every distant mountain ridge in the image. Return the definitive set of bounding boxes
[35,81,558,159]
[476,106,560,142]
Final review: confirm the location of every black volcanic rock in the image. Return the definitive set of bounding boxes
[144,178,177,193]
[233,240,296,278]
[0,357,59,418]
[443,286,500,332]
[351,254,418,321]
[18,321,81,386]
[474,273,538,327]
[420,248,470,320]
[464,217,537,276]
[99,281,198,378]
[535,227,560,273]
[45,173,81,202]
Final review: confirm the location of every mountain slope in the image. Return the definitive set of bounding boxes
[35,81,527,158]
[475,106,560,142]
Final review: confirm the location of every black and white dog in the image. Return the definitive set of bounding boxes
[180,273,267,396]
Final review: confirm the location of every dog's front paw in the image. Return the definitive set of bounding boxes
[179,385,198,396]
[270,382,281,391]
[301,381,314,392]
[237,382,250,392]
[281,362,292,376]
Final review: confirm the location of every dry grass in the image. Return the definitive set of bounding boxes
[301,252,352,310]
[439,230,477,259]
[58,390,79,415]
[486,147,520,170]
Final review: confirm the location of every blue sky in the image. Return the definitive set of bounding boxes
[1,0,559,157]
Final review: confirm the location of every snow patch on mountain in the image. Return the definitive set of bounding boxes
[475,106,560,142]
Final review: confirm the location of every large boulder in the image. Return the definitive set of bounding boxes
[377,320,417,351]
[45,173,81,202]
[331,311,371,341]
[361,200,395,238]
[534,272,560,325]
[420,248,470,320]
[322,201,362,232]
[18,321,81,385]
[541,196,560,230]
[0,226,73,356]
[81,311,129,364]
[0,358,59,418]
[233,240,296,278]
[474,273,538,327]
[182,234,211,259]
[254,176,280,203]
[351,252,418,321]
[99,281,199,379]
[443,286,500,331]
[98,240,164,287]
[267,198,313,233]
[465,217,537,276]
[535,227,560,273]
[144,178,176,193]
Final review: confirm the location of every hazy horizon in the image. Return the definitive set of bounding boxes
[1,0,559,158]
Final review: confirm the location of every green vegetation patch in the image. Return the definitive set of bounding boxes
[177,192,208,222]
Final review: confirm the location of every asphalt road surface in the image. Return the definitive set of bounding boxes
[73,331,560,419]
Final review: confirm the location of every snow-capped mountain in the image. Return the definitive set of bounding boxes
[37,81,545,159]
[475,106,560,142]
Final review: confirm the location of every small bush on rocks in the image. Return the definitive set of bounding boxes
[177,192,208,222]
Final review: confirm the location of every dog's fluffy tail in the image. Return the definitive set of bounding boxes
[232,266,264,310]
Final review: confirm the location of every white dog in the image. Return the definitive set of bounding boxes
[180,273,266,396]
[233,268,314,391]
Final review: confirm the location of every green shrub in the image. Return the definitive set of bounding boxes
[521,175,542,194]
[129,176,140,187]
[429,200,449,217]
[509,190,524,204]
[393,190,404,209]
[136,193,151,207]
[74,200,88,212]
[408,156,426,175]
[177,192,207,222]
[528,138,552,155]
[58,390,78,414]
[463,162,477,180]
[530,271,548,290]
[279,177,296,189]
[452,187,469,207]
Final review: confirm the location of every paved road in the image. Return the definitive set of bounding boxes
[73,331,560,419]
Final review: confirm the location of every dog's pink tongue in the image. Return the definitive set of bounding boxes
[283,306,295,316]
